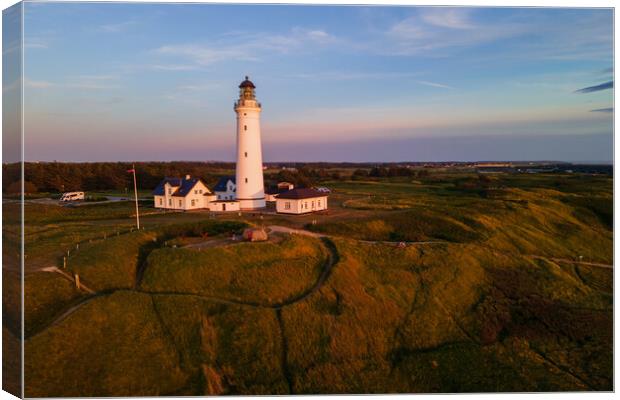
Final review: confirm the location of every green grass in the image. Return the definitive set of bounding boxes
[142,235,327,305]
[17,170,613,395]
[24,291,188,397]
[68,230,158,291]
[279,239,612,393]
[25,271,84,337]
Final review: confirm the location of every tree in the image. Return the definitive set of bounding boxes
[6,180,37,194]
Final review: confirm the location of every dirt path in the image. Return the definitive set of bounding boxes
[529,255,613,269]
[27,224,612,339]
[38,266,95,294]
[28,237,339,338]
[267,225,326,238]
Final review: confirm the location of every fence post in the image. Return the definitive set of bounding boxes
[63,257,66,269]
[74,274,81,290]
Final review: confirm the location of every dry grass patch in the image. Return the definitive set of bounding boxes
[142,235,327,305]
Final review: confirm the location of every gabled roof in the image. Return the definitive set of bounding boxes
[276,188,327,200]
[152,177,181,195]
[213,176,236,192]
[173,178,201,197]
[153,176,209,197]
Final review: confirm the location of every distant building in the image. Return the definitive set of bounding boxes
[213,176,236,200]
[275,188,328,215]
[265,181,294,202]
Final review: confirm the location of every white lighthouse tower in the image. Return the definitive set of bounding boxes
[234,76,266,209]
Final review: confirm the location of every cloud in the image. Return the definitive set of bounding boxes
[420,8,475,29]
[99,20,138,33]
[574,81,613,93]
[590,107,613,113]
[376,8,611,62]
[25,79,55,89]
[155,44,252,66]
[149,64,199,71]
[153,27,340,67]
[24,75,121,91]
[288,71,421,81]
[416,80,453,89]
[385,10,527,56]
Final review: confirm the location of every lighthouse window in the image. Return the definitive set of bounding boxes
[245,152,248,158]
[244,125,247,131]
[245,178,248,183]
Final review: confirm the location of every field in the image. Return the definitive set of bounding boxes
[3,168,613,395]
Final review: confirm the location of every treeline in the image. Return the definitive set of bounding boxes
[2,162,342,193]
[3,162,434,194]
[2,162,236,193]
[351,166,429,180]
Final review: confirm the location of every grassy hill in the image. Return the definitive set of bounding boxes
[8,170,613,395]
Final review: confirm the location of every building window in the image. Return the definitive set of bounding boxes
[168,199,172,206]
[311,201,315,209]
[244,125,247,131]
[194,190,198,195]
[318,200,321,207]
[245,152,248,157]
[159,198,163,205]
[285,202,291,210]
[245,178,248,183]
[168,188,172,195]
[191,199,195,207]
[199,190,203,194]
[178,200,182,207]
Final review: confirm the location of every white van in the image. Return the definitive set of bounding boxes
[60,191,85,202]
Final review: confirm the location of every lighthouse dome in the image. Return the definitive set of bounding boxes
[239,76,256,89]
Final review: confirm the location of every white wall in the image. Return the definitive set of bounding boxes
[276,196,328,214]
[235,101,266,209]
[209,201,240,212]
[154,180,211,211]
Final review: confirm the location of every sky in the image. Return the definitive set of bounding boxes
[8,2,615,162]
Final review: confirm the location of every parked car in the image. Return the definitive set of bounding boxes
[59,191,85,202]
[314,187,331,194]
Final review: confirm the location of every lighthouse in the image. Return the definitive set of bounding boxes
[234,76,266,209]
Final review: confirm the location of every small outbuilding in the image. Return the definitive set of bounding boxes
[265,181,295,202]
[275,188,328,214]
[208,200,240,212]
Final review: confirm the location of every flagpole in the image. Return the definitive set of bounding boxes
[132,164,140,229]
